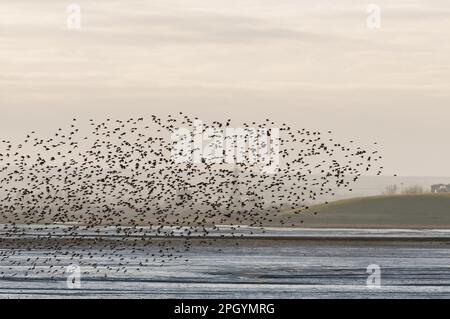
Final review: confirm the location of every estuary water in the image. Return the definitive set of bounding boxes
[1,226,450,298]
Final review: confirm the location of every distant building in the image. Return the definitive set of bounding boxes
[431,184,450,193]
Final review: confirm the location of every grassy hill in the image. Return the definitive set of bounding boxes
[279,193,450,229]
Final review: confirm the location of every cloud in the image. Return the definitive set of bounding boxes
[0,0,450,176]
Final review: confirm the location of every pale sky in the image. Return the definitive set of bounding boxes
[1,0,449,176]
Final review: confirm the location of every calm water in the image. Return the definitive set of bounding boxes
[1,227,450,298]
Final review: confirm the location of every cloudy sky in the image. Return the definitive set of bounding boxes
[0,0,449,176]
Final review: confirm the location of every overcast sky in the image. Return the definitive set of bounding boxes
[1,0,449,176]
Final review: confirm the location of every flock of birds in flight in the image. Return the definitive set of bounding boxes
[0,113,384,279]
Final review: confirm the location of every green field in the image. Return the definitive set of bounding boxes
[279,193,450,229]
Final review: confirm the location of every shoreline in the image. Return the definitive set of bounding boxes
[2,225,450,245]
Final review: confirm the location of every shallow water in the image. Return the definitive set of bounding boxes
[1,227,450,298]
